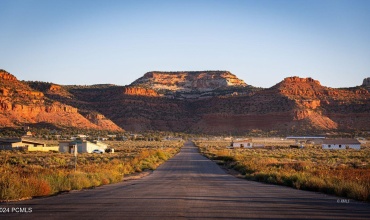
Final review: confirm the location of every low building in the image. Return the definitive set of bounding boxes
[0,138,24,150]
[0,138,55,151]
[231,139,253,148]
[22,139,58,152]
[322,139,361,150]
[27,145,59,152]
[59,140,108,153]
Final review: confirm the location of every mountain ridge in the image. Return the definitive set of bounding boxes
[1,69,369,134]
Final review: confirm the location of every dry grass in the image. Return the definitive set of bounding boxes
[0,140,182,201]
[195,140,370,202]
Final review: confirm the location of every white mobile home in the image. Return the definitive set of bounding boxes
[59,140,108,153]
[231,139,253,148]
[322,139,361,150]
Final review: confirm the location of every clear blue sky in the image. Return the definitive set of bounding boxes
[1,0,369,88]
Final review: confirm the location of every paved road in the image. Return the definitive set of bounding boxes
[2,141,370,219]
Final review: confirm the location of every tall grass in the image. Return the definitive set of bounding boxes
[195,141,370,202]
[0,141,182,201]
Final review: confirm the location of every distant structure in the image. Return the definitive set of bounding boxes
[230,139,253,148]
[322,139,361,150]
[59,140,108,153]
[0,138,57,152]
[24,131,33,137]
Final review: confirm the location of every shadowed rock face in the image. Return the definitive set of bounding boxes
[363,77,370,87]
[1,69,369,134]
[131,71,247,92]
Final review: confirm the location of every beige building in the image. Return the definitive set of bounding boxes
[0,138,57,151]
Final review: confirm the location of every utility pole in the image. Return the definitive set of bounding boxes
[74,144,77,172]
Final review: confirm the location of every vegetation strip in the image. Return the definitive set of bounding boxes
[0,141,182,202]
[195,141,370,202]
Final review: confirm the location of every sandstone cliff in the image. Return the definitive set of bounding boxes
[131,71,247,93]
[26,81,73,99]
[272,76,369,131]
[1,70,122,131]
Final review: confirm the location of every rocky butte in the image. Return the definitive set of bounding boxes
[131,71,247,92]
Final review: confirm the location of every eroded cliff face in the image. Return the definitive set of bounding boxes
[0,70,122,131]
[131,71,247,92]
[273,76,369,131]
[26,81,73,99]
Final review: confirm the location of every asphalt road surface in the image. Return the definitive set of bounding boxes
[2,141,370,219]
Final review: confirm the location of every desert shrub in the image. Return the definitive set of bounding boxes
[195,141,370,202]
[0,141,182,201]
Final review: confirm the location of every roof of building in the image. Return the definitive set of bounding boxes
[233,139,252,143]
[21,140,45,145]
[0,138,22,143]
[287,136,325,139]
[0,138,45,145]
[322,139,361,145]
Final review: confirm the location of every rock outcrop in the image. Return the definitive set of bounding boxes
[282,76,321,85]
[123,87,159,97]
[363,77,370,87]
[49,84,62,92]
[131,71,247,93]
[0,69,17,81]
